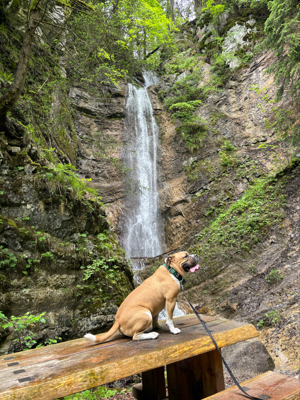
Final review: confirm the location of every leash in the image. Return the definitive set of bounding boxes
[181,283,262,400]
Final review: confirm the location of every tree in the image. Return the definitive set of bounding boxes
[263,0,300,102]
[65,0,173,83]
[0,0,173,138]
[0,0,91,135]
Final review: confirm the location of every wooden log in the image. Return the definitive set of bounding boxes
[167,349,225,400]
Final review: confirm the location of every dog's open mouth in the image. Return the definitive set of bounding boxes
[182,254,200,273]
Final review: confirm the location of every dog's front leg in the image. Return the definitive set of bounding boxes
[166,298,181,334]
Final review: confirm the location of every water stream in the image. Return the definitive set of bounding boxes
[121,71,163,261]
[121,72,184,318]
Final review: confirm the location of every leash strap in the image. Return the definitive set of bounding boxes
[181,283,262,400]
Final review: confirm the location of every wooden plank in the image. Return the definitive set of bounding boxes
[0,316,258,400]
[0,315,233,373]
[0,334,130,372]
[167,349,225,400]
[204,371,300,400]
[0,314,208,369]
[0,318,253,379]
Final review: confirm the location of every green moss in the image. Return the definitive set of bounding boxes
[7,219,17,229]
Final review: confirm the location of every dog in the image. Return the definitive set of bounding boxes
[84,251,199,342]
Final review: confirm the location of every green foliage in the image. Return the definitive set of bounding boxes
[66,0,174,83]
[179,117,208,152]
[0,70,13,86]
[196,176,286,257]
[41,252,56,263]
[262,0,300,102]
[219,140,239,168]
[258,310,280,328]
[265,310,280,325]
[169,100,203,118]
[81,257,118,282]
[63,385,118,400]
[37,336,62,347]
[203,0,225,21]
[0,311,46,350]
[164,49,200,74]
[36,159,100,202]
[220,152,239,167]
[251,84,300,145]
[248,264,256,274]
[265,269,284,285]
[162,53,209,152]
[210,52,231,81]
[76,231,131,301]
[221,140,237,152]
[0,246,17,269]
[257,319,264,328]
[169,100,208,151]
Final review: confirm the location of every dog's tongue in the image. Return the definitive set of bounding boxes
[190,265,200,273]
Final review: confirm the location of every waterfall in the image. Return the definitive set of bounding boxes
[122,71,163,261]
[121,72,184,318]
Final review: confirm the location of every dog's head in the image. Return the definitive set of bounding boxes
[166,251,200,277]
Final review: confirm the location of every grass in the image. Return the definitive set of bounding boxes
[61,385,119,399]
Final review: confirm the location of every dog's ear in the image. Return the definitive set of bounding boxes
[166,255,174,266]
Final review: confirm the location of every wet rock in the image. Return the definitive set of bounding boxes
[222,339,275,378]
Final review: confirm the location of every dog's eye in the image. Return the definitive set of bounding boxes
[184,254,189,258]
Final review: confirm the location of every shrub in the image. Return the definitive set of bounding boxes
[265,269,284,285]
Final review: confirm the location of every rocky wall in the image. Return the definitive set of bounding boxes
[0,133,133,354]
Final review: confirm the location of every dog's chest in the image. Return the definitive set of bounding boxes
[169,273,180,289]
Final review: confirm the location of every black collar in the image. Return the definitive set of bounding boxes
[164,263,186,285]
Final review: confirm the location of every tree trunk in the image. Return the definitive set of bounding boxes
[143,27,147,59]
[0,8,41,133]
[112,0,119,14]
[194,0,203,12]
[170,0,175,24]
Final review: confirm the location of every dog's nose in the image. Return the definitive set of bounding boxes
[192,254,199,262]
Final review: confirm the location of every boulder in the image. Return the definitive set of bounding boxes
[221,338,275,379]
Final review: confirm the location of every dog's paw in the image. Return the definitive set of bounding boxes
[171,328,181,335]
[136,332,159,340]
[84,333,96,342]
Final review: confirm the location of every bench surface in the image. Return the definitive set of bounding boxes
[205,371,300,400]
[0,314,258,400]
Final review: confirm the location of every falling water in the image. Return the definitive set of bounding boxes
[122,71,163,261]
[121,72,184,318]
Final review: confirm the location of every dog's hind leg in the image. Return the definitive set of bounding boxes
[131,311,159,341]
[152,314,161,329]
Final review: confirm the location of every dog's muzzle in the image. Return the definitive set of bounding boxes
[183,254,200,273]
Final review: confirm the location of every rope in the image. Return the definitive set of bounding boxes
[181,283,262,400]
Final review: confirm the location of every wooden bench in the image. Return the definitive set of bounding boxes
[205,371,300,400]
[0,314,259,400]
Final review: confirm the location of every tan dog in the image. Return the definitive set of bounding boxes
[84,251,199,342]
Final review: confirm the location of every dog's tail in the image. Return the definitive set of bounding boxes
[84,320,120,344]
